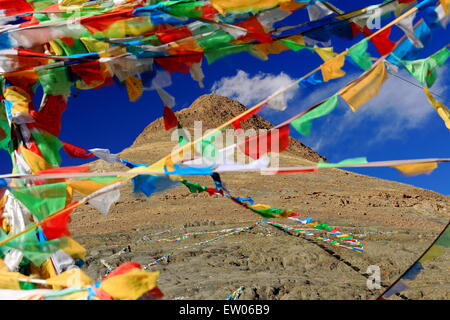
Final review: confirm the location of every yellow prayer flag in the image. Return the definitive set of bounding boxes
[442,0,450,16]
[125,17,154,37]
[49,40,65,56]
[125,76,143,102]
[320,54,346,82]
[0,259,8,272]
[339,61,388,111]
[279,0,307,11]
[20,146,53,173]
[168,40,203,56]
[62,238,87,260]
[80,37,110,54]
[46,268,93,288]
[314,46,338,62]
[67,180,109,196]
[424,87,450,130]
[60,0,89,5]
[4,86,32,115]
[250,204,272,211]
[392,162,438,176]
[100,270,159,300]
[211,0,290,13]
[420,245,445,262]
[0,272,23,290]
[256,41,289,56]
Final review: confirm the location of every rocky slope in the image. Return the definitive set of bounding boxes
[71,94,450,300]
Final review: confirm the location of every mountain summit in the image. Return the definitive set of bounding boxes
[131,93,324,163]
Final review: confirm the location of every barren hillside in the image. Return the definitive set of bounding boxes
[71,94,450,300]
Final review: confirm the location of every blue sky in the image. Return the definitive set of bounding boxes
[2,1,450,195]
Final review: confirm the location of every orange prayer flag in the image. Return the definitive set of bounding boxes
[320,53,346,82]
[423,87,450,130]
[339,61,388,111]
[392,162,438,176]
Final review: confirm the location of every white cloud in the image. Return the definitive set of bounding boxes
[211,70,299,108]
[210,66,449,158]
[300,66,449,155]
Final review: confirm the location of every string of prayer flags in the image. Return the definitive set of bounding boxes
[339,61,388,112]
[423,87,450,129]
[1,0,449,299]
[0,262,163,300]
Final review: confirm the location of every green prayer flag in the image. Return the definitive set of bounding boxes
[291,95,339,136]
[403,47,450,88]
[435,224,450,248]
[317,157,368,168]
[37,67,72,95]
[205,44,253,64]
[52,38,89,56]
[181,180,207,193]
[0,104,11,151]
[348,40,373,71]
[164,0,204,18]
[31,131,63,167]
[0,229,68,266]
[249,207,283,218]
[197,30,235,51]
[280,39,310,52]
[11,183,67,221]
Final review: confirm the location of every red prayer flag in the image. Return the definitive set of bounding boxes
[364,26,396,56]
[71,61,109,87]
[36,166,91,175]
[62,142,95,159]
[30,95,67,137]
[272,168,319,174]
[236,16,273,44]
[157,26,193,44]
[41,203,75,240]
[163,105,178,130]
[238,124,290,159]
[81,9,134,33]
[104,262,142,280]
[0,0,33,15]
[155,52,202,74]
